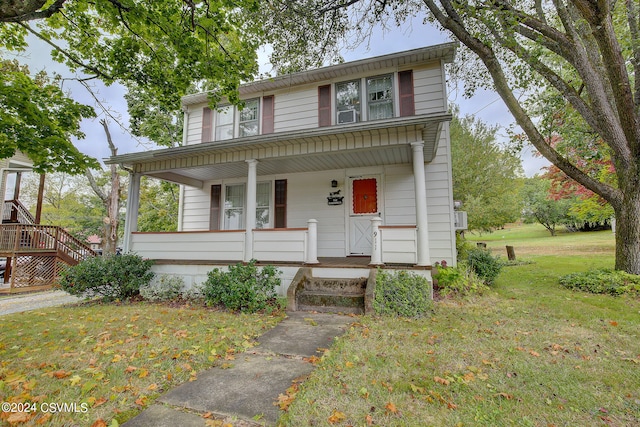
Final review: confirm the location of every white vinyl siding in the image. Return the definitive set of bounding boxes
[412,64,447,115]
[273,87,317,133]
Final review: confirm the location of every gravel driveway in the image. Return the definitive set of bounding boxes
[0,290,81,316]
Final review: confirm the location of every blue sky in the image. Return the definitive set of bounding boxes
[16,17,548,176]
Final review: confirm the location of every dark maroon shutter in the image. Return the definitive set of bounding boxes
[275,179,287,228]
[262,95,274,134]
[202,107,212,142]
[318,85,331,127]
[398,70,415,117]
[209,184,221,230]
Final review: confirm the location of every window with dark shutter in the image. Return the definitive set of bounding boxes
[209,184,221,230]
[262,95,274,134]
[318,85,331,127]
[398,70,415,117]
[202,107,213,142]
[275,179,287,228]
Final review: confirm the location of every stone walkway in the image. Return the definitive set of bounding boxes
[0,290,81,316]
[123,311,354,427]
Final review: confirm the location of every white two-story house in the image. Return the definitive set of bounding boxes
[108,43,459,300]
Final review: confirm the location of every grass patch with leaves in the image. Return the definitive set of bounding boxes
[279,254,640,426]
[0,302,284,426]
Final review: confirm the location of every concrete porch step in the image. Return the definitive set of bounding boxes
[289,268,369,314]
[296,290,365,314]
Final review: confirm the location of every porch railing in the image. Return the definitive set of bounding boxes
[2,200,35,224]
[130,226,313,263]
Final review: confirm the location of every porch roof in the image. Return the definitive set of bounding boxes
[106,113,451,188]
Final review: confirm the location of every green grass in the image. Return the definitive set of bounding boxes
[279,225,640,426]
[0,302,284,426]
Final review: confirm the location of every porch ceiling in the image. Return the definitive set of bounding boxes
[108,113,451,188]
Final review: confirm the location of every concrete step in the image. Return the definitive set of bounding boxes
[295,276,366,314]
[297,290,365,314]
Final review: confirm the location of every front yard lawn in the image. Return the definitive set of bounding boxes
[0,303,283,426]
[279,254,640,426]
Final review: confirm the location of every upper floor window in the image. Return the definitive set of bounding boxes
[215,105,234,141]
[330,73,395,125]
[239,98,259,137]
[336,80,361,124]
[367,74,393,120]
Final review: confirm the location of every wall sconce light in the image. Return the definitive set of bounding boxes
[331,180,338,188]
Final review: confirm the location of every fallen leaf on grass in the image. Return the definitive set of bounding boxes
[434,376,450,386]
[495,392,513,400]
[90,419,107,427]
[529,350,540,357]
[275,393,296,411]
[125,366,137,373]
[51,370,71,379]
[365,414,373,426]
[328,409,346,424]
[385,402,398,414]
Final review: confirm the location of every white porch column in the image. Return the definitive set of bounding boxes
[411,142,431,266]
[370,216,383,265]
[244,159,258,262]
[305,219,319,264]
[123,172,141,253]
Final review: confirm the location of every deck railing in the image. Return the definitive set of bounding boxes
[2,200,35,224]
[0,224,96,262]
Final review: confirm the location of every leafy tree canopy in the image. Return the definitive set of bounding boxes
[1,0,262,170]
[450,107,523,232]
[0,60,97,173]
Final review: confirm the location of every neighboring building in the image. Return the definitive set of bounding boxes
[87,234,103,252]
[108,43,459,304]
[1,152,95,292]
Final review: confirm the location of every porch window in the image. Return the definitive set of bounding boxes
[239,98,259,137]
[367,74,393,120]
[224,183,245,229]
[215,105,234,141]
[336,80,361,124]
[256,182,271,228]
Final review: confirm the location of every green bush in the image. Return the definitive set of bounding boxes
[433,262,489,297]
[60,253,154,301]
[559,269,640,296]
[140,274,199,301]
[373,269,433,318]
[467,248,502,284]
[202,260,281,312]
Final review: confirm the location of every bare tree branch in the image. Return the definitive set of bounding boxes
[0,0,66,23]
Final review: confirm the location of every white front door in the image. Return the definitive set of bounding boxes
[349,176,382,255]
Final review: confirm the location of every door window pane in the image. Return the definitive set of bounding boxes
[367,75,393,120]
[224,183,245,229]
[352,178,378,214]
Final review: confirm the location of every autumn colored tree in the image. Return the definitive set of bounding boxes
[262,1,640,274]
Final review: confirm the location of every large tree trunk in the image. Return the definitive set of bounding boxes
[614,188,640,274]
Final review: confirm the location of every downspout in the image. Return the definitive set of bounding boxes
[177,107,189,231]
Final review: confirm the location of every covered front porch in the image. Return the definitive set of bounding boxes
[109,113,452,271]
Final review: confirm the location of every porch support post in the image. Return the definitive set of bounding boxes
[370,217,383,265]
[411,141,431,266]
[123,172,141,253]
[244,159,258,262]
[305,219,319,264]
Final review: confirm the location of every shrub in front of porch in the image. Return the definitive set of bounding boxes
[373,270,433,318]
[202,260,281,313]
[60,253,155,301]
